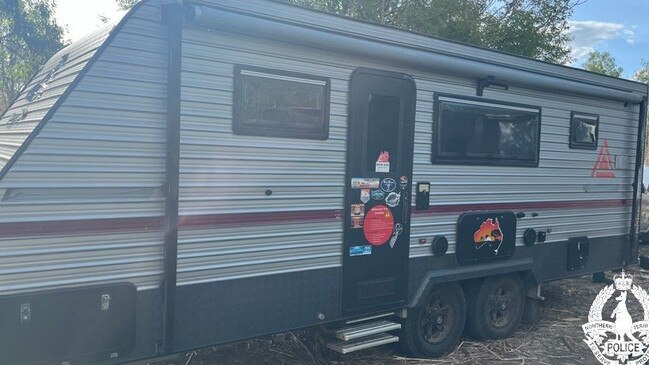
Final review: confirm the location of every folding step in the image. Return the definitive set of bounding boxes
[327,333,399,354]
[335,319,401,341]
[345,312,394,324]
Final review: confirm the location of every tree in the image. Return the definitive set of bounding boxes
[0,0,64,112]
[633,59,649,84]
[582,51,623,78]
[279,0,584,64]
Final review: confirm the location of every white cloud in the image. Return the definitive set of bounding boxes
[567,20,636,63]
[622,29,636,44]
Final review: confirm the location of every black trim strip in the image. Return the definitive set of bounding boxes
[0,1,150,181]
[630,94,648,264]
[161,0,183,355]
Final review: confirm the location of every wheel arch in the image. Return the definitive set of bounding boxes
[409,258,540,308]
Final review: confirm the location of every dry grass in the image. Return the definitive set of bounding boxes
[155,262,649,365]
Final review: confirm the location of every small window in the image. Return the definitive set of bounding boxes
[432,96,541,167]
[365,93,401,172]
[233,65,330,139]
[570,112,598,150]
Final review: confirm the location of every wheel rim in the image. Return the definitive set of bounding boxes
[419,294,456,344]
[487,282,519,329]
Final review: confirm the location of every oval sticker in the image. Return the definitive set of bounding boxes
[381,178,397,192]
[363,205,395,246]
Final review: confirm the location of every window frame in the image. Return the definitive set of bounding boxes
[569,112,599,150]
[233,65,331,140]
[431,94,542,167]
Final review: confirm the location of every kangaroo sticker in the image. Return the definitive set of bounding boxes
[583,271,649,364]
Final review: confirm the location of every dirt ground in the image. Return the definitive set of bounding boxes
[155,257,649,365]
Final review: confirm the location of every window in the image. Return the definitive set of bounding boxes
[433,96,541,167]
[233,65,330,139]
[570,112,598,150]
[365,94,401,172]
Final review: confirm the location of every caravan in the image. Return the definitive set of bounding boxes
[0,0,647,363]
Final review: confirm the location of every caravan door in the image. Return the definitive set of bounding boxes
[342,68,416,314]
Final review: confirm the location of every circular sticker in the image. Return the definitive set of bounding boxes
[363,205,395,246]
[380,178,397,192]
[400,175,408,189]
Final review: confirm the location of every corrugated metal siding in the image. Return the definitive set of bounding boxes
[0,0,641,293]
[409,75,638,257]
[178,28,347,285]
[0,0,167,294]
[178,24,639,284]
[0,25,111,170]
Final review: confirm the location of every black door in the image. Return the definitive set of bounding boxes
[342,68,416,314]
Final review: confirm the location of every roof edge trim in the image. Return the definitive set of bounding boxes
[187,3,644,103]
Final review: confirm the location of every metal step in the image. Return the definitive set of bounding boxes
[327,333,399,354]
[335,319,401,341]
[345,312,394,324]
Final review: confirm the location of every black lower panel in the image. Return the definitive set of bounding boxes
[128,288,163,362]
[173,268,342,351]
[0,236,629,365]
[0,283,136,365]
[408,235,629,305]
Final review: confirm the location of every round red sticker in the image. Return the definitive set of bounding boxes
[363,205,395,246]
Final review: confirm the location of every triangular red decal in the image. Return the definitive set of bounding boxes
[591,139,615,178]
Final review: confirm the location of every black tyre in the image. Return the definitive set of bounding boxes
[399,283,466,358]
[522,297,541,324]
[640,254,649,270]
[465,274,525,340]
[639,232,649,245]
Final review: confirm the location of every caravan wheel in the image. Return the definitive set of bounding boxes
[465,274,524,340]
[399,283,466,358]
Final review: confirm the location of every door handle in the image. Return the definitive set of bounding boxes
[402,191,410,223]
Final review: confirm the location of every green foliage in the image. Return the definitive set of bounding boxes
[279,0,580,64]
[633,59,649,84]
[116,0,138,10]
[0,0,64,112]
[582,51,623,78]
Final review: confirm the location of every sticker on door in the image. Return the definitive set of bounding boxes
[363,205,395,246]
[360,189,370,203]
[375,151,390,173]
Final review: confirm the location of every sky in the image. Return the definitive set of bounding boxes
[568,0,649,79]
[54,0,126,43]
[54,0,647,80]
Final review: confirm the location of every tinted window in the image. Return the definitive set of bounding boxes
[234,66,330,139]
[433,97,540,167]
[570,113,598,149]
[365,94,400,172]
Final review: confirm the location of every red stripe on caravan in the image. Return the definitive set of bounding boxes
[178,209,343,230]
[0,199,628,238]
[0,216,164,238]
